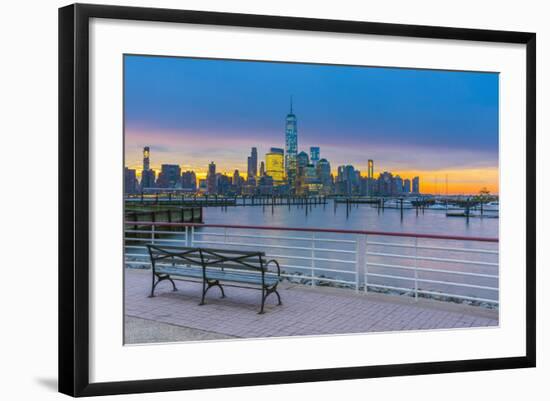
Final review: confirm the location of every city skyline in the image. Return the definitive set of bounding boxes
[125,144,423,198]
[124,55,499,194]
[125,145,495,196]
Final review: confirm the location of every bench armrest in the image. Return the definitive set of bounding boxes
[265,259,281,276]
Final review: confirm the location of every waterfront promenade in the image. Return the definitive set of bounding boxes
[124,268,498,344]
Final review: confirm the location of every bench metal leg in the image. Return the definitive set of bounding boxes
[218,283,226,298]
[258,285,282,314]
[273,289,282,305]
[149,274,178,298]
[259,287,266,314]
[149,272,156,298]
[200,280,225,305]
[168,277,178,292]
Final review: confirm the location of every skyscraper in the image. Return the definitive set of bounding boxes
[297,151,309,173]
[393,175,404,194]
[247,147,258,180]
[143,146,150,171]
[295,151,309,195]
[378,171,393,196]
[181,171,197,192]
[216,173,231,195]
[285,98,298,190]
[365,160,375,196]
[207,161,217,194]
[403,178,411,193]
[259,161,265,177]
[368,159,374,179]
[337,165,357,196]
[124,167,138,194]
[412,176,420,194]
[157,164,181,188]
[310,147,320,167]
[265,147,284,184]
[233,169,244,195]
[317,158,332,192]
[141,146,155,189]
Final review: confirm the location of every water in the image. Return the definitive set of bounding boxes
[202,200,498,238]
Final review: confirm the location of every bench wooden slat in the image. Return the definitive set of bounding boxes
[156,266,279,286]
[155,266,203,279]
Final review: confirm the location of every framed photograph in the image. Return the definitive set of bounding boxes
[58,3,536,397]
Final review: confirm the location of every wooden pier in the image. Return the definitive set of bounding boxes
[125,194,328,208]
[125,206,203,227]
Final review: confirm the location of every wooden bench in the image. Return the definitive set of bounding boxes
[146,245,282,314]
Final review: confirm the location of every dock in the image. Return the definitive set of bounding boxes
[126,194,327,208]
[125,206,203,226]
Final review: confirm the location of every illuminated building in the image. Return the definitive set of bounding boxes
[297,151,309,175]
[316,158,333,193]
[141,146,155,189]
[303,164,322,194]
[403,178,411,193]
[368,159,374,179]
[310,147,320,167]
[207,161,217,194]
[265,147,285,185]
[377,171,393,196]
[124,167,138,194]
[295,151,309,194]
[285,98,298,190]
[233,169,244,195]
[247,147,258,181]
[412,176,420,194]
[157,164,181,188]
[143,146,150,170]
[393,175,404,194]
[258,175,274,195]
[216,173,231,195]
[181,171,197,192]
[336,165,358,195]
[198,179,207,193]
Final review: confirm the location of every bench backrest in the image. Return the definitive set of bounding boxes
[147,245,204,267]
[199,248,266,272]
[146,245,266,272]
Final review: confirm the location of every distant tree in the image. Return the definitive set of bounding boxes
[472,187,492,204]
[479,187,490,196]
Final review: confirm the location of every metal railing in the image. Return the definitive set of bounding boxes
[124,222,499,306]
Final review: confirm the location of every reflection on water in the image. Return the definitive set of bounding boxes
[202,200,498,238]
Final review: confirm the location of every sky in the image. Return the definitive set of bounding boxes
[124,55,499,195]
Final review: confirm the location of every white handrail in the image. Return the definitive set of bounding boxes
[124,223,499,306]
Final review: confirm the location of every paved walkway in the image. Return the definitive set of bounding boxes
[125,268,498,344]
[124,316,235,344]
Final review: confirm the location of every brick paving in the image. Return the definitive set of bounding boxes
[125,268,498,342]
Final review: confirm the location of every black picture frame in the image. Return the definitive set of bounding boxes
[58,3,536,397]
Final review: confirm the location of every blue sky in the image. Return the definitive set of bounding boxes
[124,55,499,193]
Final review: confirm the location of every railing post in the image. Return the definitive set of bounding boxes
[311,232,316,287]
[151,224,155,245]
[356,234,367,293]
[414,237,418,301]
[190,225,194,247]
[364,235,368,293]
